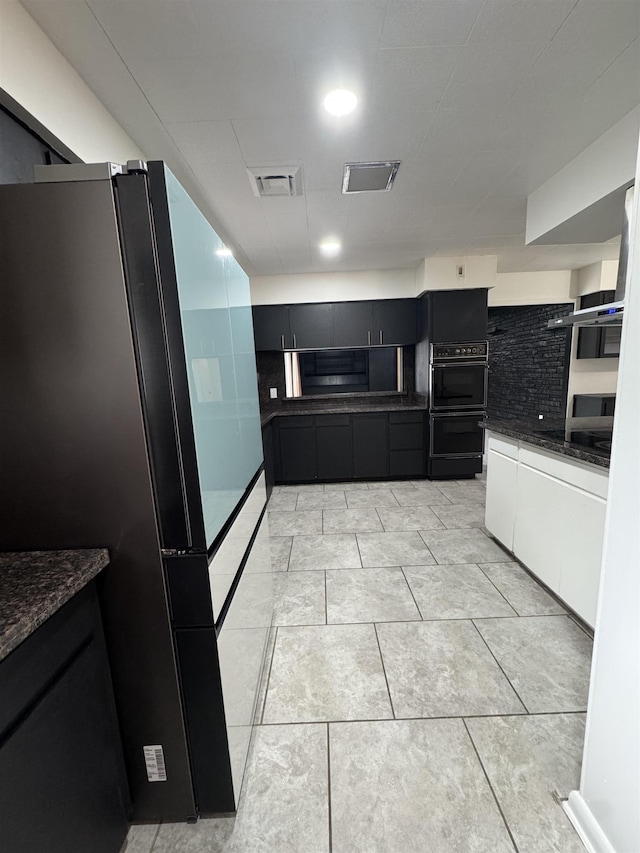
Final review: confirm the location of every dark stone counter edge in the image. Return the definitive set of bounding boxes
[0,549,110,662]
[486,422,610,470]
[261,401,428,426]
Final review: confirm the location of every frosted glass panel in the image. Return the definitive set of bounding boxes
[164,167,263,547]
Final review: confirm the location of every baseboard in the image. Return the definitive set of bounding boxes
[563,791,616,853]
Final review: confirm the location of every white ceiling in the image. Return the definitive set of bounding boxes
[21,0,640,277]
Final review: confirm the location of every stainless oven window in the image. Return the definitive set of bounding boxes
[430,414,485,457]
[431,363,487,410]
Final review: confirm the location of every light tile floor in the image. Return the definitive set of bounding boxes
[125,476,593,853]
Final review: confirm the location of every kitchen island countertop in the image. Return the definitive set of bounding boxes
[0,549,110,661]
[485,417,613,469]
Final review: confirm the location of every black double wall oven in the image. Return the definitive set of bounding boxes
[428,342,487,479]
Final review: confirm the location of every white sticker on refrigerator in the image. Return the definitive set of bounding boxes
[143,745,167,782]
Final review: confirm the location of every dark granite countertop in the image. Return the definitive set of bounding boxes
[0,549,110,662]
[485,417,613,469]
[261,394,428,425]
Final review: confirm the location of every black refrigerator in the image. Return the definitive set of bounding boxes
[0,162,268,821]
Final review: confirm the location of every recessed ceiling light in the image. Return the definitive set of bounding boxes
[319,239,342,257]
[216,247,233,257]
[323,89,357,116]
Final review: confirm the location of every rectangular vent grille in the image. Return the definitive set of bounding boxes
[247,165,302,197]
[342,161,400,194]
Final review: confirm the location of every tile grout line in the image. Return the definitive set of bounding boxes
[373,622,396,720]
[474,562,520,615]
[323,569,328,626]
[256,708,587,727]
[259,625,279,726]
[147,821,162,853]
[461,718,522,853]
[400,566,425,621]
[326,722,333,853]
[470,619,531,714]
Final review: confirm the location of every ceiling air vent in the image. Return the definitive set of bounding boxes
[342,161,400,194]
[247,165,302,198]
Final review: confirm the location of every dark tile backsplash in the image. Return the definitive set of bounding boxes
[487,304,572,421]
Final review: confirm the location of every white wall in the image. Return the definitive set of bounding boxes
[249,268,418,305]
[417,255,498,292]
[0,1,144,164]
[526,108,640,244]
[565,145,640,853]
[566,261,620,413]
[489,270,574,306]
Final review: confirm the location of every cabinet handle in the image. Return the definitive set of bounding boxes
[368,330,371,345]
[293,334,297,349]
[281,334,285,350]
[379,330,383,345]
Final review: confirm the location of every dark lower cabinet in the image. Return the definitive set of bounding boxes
[273,410,427,483]
[316,415,353,480]
[278,416,317,482]
[389,411,426,477]
[0,584,129,853]
[353,414,390,479]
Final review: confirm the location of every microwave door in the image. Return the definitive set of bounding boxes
[431,364,487,411]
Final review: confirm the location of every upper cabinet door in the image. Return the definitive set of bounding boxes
[252,304,291,350]
[429,289,488,343]
[289,303,333,349]
[332,301,374,347]
[373,299,417,345]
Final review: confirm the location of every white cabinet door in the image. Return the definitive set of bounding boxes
[485,448,518,551]
[514,463,606,626]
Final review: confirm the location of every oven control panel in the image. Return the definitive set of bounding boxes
[432,342,488,360]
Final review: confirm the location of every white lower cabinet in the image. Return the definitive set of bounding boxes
[485,436,519,552]
[485,432,608,628]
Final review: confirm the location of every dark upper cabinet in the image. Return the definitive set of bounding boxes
[332,301,374,347]
[373,299,417,345]
[253,298,418,350]
[353,413,389,479]
[289,303,333,349]
[252,304,291,350]
[576,291,621,359]
[428,289,488,343]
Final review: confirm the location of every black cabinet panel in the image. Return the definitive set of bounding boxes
[390,449,425,477]
[289,303,333,349]
[262,420,276,497]
[278,417,317,481]
[389,421,424,451]
[0,586,128,853]
[374,299,417,345]
[353,414,389,479]
[252,305,290,350]
[428,289,488,343]
[332,301,374,347]
[317,423,353,480]
[576,291,620,359]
